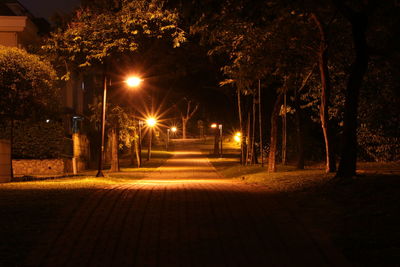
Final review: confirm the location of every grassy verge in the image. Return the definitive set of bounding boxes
[81,149,173,179]
[209,156,400,266]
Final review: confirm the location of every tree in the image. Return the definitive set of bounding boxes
[333,0,369,179]
[0,46,59,179]
[311,13,336,173]
[180,98,199,139]
[43,0,185,72]
[90,101,136,172]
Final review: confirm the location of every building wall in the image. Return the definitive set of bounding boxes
[0,15,38,48]
[12,159,66,176]
[0,31,17,46]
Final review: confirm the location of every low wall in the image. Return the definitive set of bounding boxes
[13,159,65,176]
[0,139,11,183]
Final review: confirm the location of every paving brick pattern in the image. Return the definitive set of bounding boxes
[27,143,347,266]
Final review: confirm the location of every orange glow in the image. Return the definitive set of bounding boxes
[126,76,142,87]
[211,123,217,128]
[171,126,177,132]
[146,117,157,127]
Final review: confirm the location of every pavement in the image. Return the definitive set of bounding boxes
[26,140,348,266]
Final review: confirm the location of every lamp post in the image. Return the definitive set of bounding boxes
[211,123,219,155]
[166,128,170,151]
[219,124,223,157]
[146,117,157,161]
[96,75,142,177]
[138,120,144,167]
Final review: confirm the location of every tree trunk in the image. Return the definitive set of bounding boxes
[237,88,245,165]
[251,93,257,164]
[110,127,119,172]
[294,90,305,169]
[282,91,287,165]
[245,111,251,165]
[268,94,283,172]
[182,118,187,139]
[311,13,336,173]
[336,6,369,179]
[258,80,264,167]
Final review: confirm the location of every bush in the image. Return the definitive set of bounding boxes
[11,120,65,159]
[358,125,400,162]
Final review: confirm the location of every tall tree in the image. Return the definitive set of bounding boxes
[180,98,199,139]
[0,46,59,179]
[311,13,336,173]
[333,0,369,179]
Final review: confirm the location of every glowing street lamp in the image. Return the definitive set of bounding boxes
[234,132,241,143]
[125,76,142,88]
[211,123,217,128]
[96,74,142,177]
[166,126,177,151]
[146,117,157,127]
[146,117,157,160]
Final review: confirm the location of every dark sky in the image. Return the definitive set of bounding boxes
[19,0,81,19]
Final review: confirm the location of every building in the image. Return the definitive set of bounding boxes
[0,1,92,174]
[0,0,49,48]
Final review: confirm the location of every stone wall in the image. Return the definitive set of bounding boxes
[12,159,66,176]
[0,139,11,183]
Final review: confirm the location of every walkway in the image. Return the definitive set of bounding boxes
[27,140,347,266]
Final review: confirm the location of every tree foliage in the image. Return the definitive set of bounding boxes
[0,46,59,121]
[43,0,185,78]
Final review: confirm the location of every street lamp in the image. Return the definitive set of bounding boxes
[234,132,241,143]
[96,74,142,177]
[146,116,157,161]
[219,124,223,157]
[126,76,142,87]
[166,126,177,151]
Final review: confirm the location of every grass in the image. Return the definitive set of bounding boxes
[208,151,400,266]
[78,149,173,180]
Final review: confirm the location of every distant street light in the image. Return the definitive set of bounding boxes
[146,116,157,160]
[171,126,177,133]
[125,76,142,88]
[211,123,219,155]
[234,132,241,143]
[96,74,142,177]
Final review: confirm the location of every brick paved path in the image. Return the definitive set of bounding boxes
[27,141,347,266]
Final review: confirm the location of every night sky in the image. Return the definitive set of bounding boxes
[19,0,81,19]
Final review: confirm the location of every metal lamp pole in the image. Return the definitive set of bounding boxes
[166,128,170,151]
[96,74,142,177]
[219,124,223,157]
[96,74,107,177]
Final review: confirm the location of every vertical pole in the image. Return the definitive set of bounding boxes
[138,121,142,167]
[147,128,152,161]
[258,80,264,167]
[96,73,107,177]
[282,90,287,165]
[219,125,223,157]
[166,129,170,151]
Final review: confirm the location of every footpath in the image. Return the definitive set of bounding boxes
[26,140,348,266]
